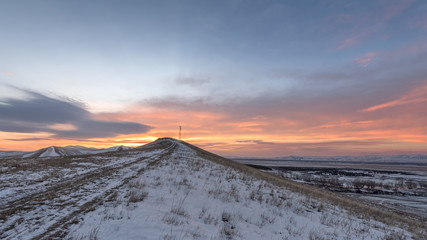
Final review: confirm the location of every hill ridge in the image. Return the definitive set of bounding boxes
[0,138,424,239]
[21,145,133,158]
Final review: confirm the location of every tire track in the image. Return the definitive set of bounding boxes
[36,141,177,240]
[0,140,176,240]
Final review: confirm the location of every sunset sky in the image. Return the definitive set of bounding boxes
[1,0,427,157]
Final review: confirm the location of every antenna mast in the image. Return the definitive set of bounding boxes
[179,126,181,140]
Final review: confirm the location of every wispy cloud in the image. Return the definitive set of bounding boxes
[362,84,427,112]
[335,0,414,50]
[380,0,414,22]
[123,48,427,156]
[236,139,275,145]
[354,52,377,65]
[6,137,51,141]
[385,42,427,58]
[336,38,358,50]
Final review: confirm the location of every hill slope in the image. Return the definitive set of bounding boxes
[21,145,133,158]
[0,138,424,239]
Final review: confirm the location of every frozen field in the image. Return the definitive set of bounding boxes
[233,156,427,173]
[1,139,425,239]
[234,157,427,220]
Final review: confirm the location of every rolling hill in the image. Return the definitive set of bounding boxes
[0,145,133,159]
[0,138,424,239]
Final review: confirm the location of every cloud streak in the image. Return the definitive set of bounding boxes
[354,52,377,65]
[236,139,275,145]
[123,48,427,156]
[336,38,358,50]
[335,0,414,50]
[362,84,427,112]
[0,89,152,139]
[6,137,51,141]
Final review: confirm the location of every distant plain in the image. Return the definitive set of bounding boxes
[234,156,427,219]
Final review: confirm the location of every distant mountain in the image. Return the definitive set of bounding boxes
[22,145,133,158]
[0,151,27,158]
[104,145,134,152]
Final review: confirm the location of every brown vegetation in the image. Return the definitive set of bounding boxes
[181,140,426,237]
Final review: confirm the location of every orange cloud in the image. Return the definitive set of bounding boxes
[87,103,427,156]
[0,131,107,151]
[48,123,78,131]
[3,86,427,156]
[362,84,427,112]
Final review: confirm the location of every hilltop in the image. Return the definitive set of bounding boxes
[0,138,424,239]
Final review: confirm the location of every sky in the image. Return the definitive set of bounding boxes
[1,0,427,157]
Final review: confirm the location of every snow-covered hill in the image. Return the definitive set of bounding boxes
[21,145,133,158]
[0,138,424,239]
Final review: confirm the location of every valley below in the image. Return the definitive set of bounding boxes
[234,157,427,220]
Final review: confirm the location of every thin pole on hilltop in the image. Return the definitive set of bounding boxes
[179,126,181,140]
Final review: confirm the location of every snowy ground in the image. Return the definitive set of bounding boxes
[0,141,172,239]
[1,139,424,239]
[61,140,419,240]
[251,166,427,219]
[349,194,427,219]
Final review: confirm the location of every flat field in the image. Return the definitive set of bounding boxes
[234,156,427,219]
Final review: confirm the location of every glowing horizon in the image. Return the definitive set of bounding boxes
[1,1,427,157]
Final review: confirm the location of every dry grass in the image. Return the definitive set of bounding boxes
[220,211,239,240]
[181,141,426,236]
[128,190,148,203]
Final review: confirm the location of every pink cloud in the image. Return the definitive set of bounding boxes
[336,38,358,50]
[354,52,377,65]
[381,0,414,21]
[336,1,414,51]
[362,84,427,112]
[385,42,427,58]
